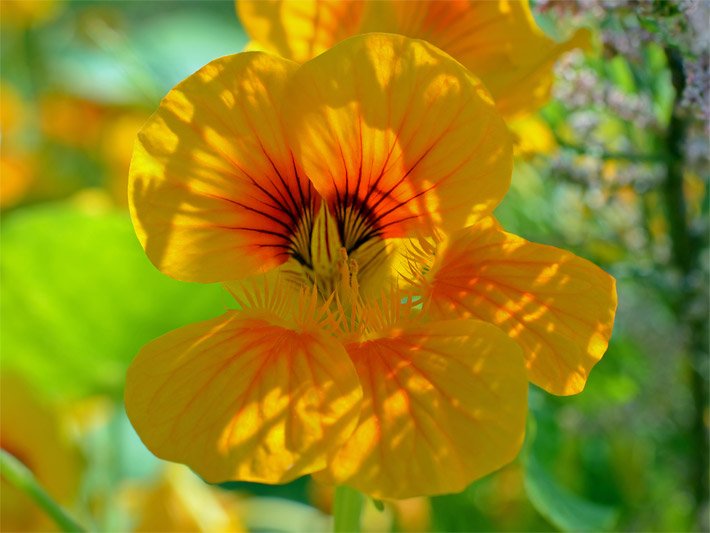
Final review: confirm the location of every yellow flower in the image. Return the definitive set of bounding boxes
[509,114,558,158]
[236,0,590,117]
[121,464,246,532]
[1,374,83,531]
[126,34,615,499]
[0,153,34,209]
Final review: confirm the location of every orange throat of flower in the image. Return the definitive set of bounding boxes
[280,203,391,304]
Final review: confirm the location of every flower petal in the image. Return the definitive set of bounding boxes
[237,0,367,64]
[125,311,362,484]
[237,0,589,117]
[387,0,591,117]
[423,219,617,395]
[319,319,527,499]
[129,52,317,283]
[282,33,512,244]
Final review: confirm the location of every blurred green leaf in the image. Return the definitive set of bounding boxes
[607,56,636,93]
[430,488,491,533]
[495,161,555,238]
[524,454,619,532]
[644,43,674,127]
[0,203,230,400]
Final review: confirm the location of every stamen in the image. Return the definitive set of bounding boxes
[348,258,359,297]
[285,202,393,304]
[337,247,361,306]
[333,285,422,341]
[226,273,340,333]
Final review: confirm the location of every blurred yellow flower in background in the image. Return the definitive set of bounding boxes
[509,115,558,159]
[1,83,150,210]
[125,33,615,499]
[40,93,108,150]
[121,464,245,532]
[1,81,35,209]
[0,153,35,208]
[236,0,590,117]
[0,374,83,531]
[100,111,151,207]
[0,81,25,134]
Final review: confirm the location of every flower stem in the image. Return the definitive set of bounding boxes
[0,450,86,532]
[333,485,363,533]
[662,46,709,528]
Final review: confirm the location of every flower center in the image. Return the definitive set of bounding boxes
[282,203,390,300]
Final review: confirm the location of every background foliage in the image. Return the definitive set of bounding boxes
[1,1,708,531]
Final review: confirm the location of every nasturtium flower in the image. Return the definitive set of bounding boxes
[126,34,616,499]
[236,0,591,117]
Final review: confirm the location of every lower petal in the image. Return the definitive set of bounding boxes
[320,319,527,499]
[125,311,362,484]
[424,219,617,395]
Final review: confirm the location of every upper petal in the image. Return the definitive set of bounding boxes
[320,319,527,499]
[129,52,317,283]
[423,219,617,395]
[282,33,512,246]
[125,310,362,484]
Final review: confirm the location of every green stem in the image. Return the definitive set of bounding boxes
[0,450,86,532]
[662,46,709,526]
[333,485,363,533]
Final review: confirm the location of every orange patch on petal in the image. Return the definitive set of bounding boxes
[424,219,617,395]
[321,319,527,499]
[125,311,362,484]
[129,52,318,283]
